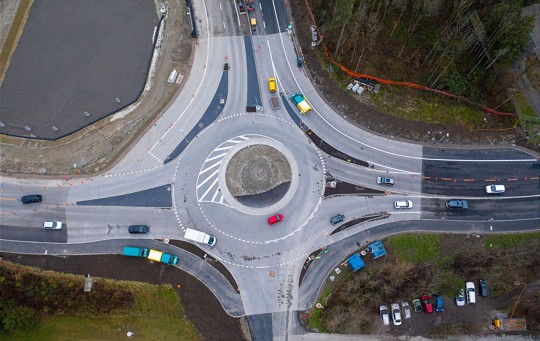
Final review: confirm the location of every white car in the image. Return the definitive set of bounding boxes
[391,303,402,326]
[394,200,413,209]
[486,184,505,194]
[380,305,390,325]
[43,221,63,230]
[466,282,476,304]
[401,301,411,319]
[455,288,465,306]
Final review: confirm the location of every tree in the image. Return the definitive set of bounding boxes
[332,0,357,57]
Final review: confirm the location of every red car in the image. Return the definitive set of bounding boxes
[420,295,433,314]
[247,3,255,12]
[268,214,283,225]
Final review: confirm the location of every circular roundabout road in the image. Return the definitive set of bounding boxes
[172,113,326,267]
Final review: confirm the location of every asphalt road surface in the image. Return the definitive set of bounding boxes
[1,0,539,340]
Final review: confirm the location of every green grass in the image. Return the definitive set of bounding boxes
[436,272,464,297]
[2,284,201,341]
[515,92,538,118]
[367,88,486,128]
[485,232,540,249]
[388,233,440,263]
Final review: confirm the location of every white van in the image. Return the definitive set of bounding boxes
[184,228,216,246]
[465,282,476,304]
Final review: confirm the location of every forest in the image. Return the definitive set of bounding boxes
[309,0,535,109]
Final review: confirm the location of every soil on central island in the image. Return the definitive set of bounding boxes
[225,145,291,198]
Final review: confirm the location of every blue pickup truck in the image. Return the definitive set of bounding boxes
[123,246,149,258]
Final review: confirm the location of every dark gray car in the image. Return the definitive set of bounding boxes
[330,214,345,225]
[21,194,42,204]
[128,225,150,234]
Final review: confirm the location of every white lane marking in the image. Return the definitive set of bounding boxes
[199,177,219,201]
[206,152,227,162]
[268,12,537,163]
[211,187,220,202]
[196,168,219,189]
[148,0,211,155]
[423,217,540,222]
[223,21,227,29]
[233,0,241,27]
[400,193,540,200]
[215,145,235,151]
[367,160,420,175]
[200,160,222,175]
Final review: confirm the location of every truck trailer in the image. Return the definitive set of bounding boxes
[123,246,149,258]
[148,249,178,266]
[184,228,216,246]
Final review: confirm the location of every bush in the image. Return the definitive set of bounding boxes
[0,301,36,333]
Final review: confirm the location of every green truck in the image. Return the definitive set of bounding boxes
[123,246,149,258]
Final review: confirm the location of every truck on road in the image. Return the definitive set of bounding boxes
[289,93,312,115]
[123,246,149,258]
[184,228,216,246]
[148,249,178,266]
[271,96,280,109]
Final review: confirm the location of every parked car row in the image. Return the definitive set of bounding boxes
[380,301,412,326]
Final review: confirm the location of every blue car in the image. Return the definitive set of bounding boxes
[434,295,444,312]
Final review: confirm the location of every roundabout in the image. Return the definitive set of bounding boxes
[173,114,326,264]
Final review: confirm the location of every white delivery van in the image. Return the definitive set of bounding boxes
[184,228,216,246]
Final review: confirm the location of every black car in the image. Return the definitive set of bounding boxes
[21,194,42,204]
[128,225,150,234]
[330,214,345,225]
[478,279,488,297]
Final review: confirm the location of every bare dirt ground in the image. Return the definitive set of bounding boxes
[0,252,249,341]
[308,233,540,337]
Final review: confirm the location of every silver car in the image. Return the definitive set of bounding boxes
[380,305,390,325]
[401,301,411,319]
[391,303,402,326]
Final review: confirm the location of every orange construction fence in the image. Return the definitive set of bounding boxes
[302,0,516,117]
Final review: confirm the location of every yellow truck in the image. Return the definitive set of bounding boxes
[147,249,178,266]
[290,93,312,115]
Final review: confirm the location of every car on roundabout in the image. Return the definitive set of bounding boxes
[268,214,283,225]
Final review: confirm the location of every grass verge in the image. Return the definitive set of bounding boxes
[388,233,440,263]
[485,232,540,249]
[0,262,201,340]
